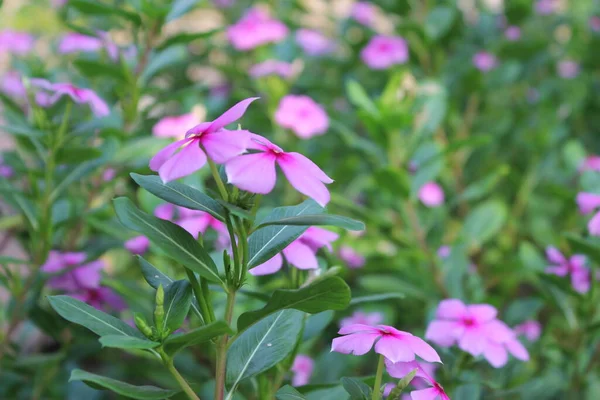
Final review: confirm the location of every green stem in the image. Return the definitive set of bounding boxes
[214,290,236,400]
[224,214,240,287]
[234,217,248,285]
[162,353,201,400]
[185,269,211,324]
[201,277,216,322]
[206,153,229,201]
[372,355,385,400]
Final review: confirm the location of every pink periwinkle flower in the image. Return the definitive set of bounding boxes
[125,236,150,255]
[275,95,329,139]
[504,26,521,41]
[425,299,529,368]
[339,245,365,269]
[295,29,335,56]
[227,8,288,51]
[361,35,409,70]
[351,2,377,27]
[102,168,116,181]
[514,320,542,342]
[332,324,441,364]
[290,354,314,387]
[340,311,384,328]
[0,30,34,55]
[472,52,497,72]
[249,227,338,275]
[72,287,126,311]
[576,192,600,237]
[545,246,590,293]
[150,97,258,183]
[58,33,103,54]
[590,16,600,32]
[30,79,110,117]
[579,156,600,173]
[225,134,333,206]
[176,207,229,248]
[386,360,449,400]
[437,246,451,259]
[418,182,444,207]
[249,60,294,79]
[153,113,202,139]
[535,0,557,15]
[1,71,26,98]
[557,60,580,79]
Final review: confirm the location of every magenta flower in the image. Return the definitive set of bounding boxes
[290,354,314,386]
[0,30,34,55]
[418,182,444,207]
[514,320,542,342]
[340,310,384,328]
[579,156,600,172]
[545,246,590,293]
[150,97,258,183]
[275,95,329,139]
[249,60,294,79]
[361,35,408,70]
[58,33,103,54]
[576,192,600,236]
[1,71,25,98]
[351,2,377,27]
[225,134,333,206]
[386,360,449,400]
[504,26,521,41]
[425,299,529,368]
[227,8,288,51]
[295,29,335,56]
[102,168,117,181]
[125,236,150,255]
[535,0,557,15]
[590,16,600,32]
[338,245,365,269]
[472,52,497,72]
[72,287,126,311]
[249,227,338,275]
[153,113,202,139]
[557,60,580,79]
[437,246,451,259]
[29,79,110,117]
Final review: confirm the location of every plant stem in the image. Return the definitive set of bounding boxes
[185,269,210,324]
[206,153,229,201]
[214,290,237,400]
[372,354,385,400]
[163,354,201,400]
[224,214,240,287]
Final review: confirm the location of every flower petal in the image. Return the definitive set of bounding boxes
[249,253,283,276]
[411,387,440,400]
[226,152,277,194]
[278,153,331,206]
[458,328,487,356]
[300,227,339,251]
[375,336,415,363]
[425,320,462,347]
[576,192,600,214]
[546,246,566,264]
[283,240,319,270]
[331,332,379,356]
[404,335,442,363]
[206,97,259,133]
[435,299,467,319]
[338,323,381,335]
[149,138,191,171]
[158,140,207,183]
[483,342,508,368]
[589,211,600,236]
[506,339,529,361]
[468,304,497,322]
[201,129,251,163]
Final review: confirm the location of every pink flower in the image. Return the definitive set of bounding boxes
[0,30,34,55]
[275,95,329,139]
[153,113,202,139]
[249,227,338,275]
[340,311,384,327]
[579,156,600,172]
[351,2,377,27]
[418,182,444,207]
[0,155,13,178]
[590,16,600,32]
[249,60,294,79]
[425,299,529,368]
[535,0,557,15]
[29,79,110,117]
[58,33,103,54]
[576,192,600,214]
[361,35,408,70]
[472,52,497,72]
[557,60,580,79]
[225,134,333,206]
[386,360,449,400]
[514,320,542,342]
[103,168,116,181]
[545,247,590,293]
[504,26,521,41]
[291,354,314,386]
[125,236,150,255]
[150,97,258,183]
[72,287,126,311]
[437,246,451,259]
[295,29,335,56]
[339,245,365,268]
[1,71,25,98]
[176,208,229,248]
[227,8,288,51]
[332,324,441,364]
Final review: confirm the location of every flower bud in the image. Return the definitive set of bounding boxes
[134,312,154,339]
[154,284,165,333]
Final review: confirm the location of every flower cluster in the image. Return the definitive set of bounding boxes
[545,247,591,293]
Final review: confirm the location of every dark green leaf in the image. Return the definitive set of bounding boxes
[303,310,334,341]
[157,29,222,50]
[99,335,159,350]
[166,0,200,21]
[164,321,233,355]
[253,214,364,231]
[349,293,405,305]
[565,233,600,266]
[56,146,102,164]
[69,0,142,25]
[163,280,193,332]
[453,384,481,400]
[0,124,44,137]
[425,6,457,40]
[276,385,307,400]
[462,200,507,248]
[341,377,371,400]
[141,46,187,83]
[69,369,179,399]
[73,59,127,82]
[215,198,253,220]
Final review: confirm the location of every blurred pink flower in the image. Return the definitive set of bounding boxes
[332,324,441,363]
[557,60,580,79]
[437,245,451,258]
[275,95,329,139]
[154,203,175,220]
[579,156,600,172]
[545,246,590,293]
[340,310,383,327]
[58,33,103,54]
[351,2,376,27]
[30,79,110,117]
[295,29,335,56]
[176,207,229,248]
[504,26,521,41]
[472,52,497,72]
[576,192,600,214]
[150,97,258,183]
[383,383,396,398]
[291,354,314,386]
[249,227,338,275]
[125,236,150,255]
[226,134,333,206]
[249,60,293,79]
[71,287,125,311]
[418,182,444,207]
[425,299,529,368]
[0,155,14,178]
[590,16,600,32]
[227,8,288,50]
[1,71,25,98]
[339,245,365,268]
[386,360,449,400]
[0,30,34,55]
[102,168,116,181]
[514,320,541,342]
[535,0,557,15]
[361,35,408,70]
[153,113,202,139]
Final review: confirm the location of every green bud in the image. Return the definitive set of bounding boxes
[134,312,154,339]
[154,284,165,334]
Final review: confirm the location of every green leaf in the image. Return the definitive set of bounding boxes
[164,321,233,355]
[56,146,102,164]
[453,383,481,400]
[565,233,600,266]
[226,310,304,390]
[215,198,254,220]
[276,385,307,400]
[141,46,187,83]
[461,200,507,248]
[248,200,324,268]
[387,369,417,400]
[237,277,350,331]
[48,295,143,338]
[346,80,379,117]
[162,280,193,332]
[69,0,142,25]
[167,0,200,21]
[157,29,222,50]
[0,124,44,137]
[253,214,364,232]
[69,369,179,399]
[349,293,405,305]
[99,335,159,350]
[425,6,457,40]
[113,198,222,284]
[73,59,127,82]
[131,174,225,221]
[341,377,371,400]
[303,310,334,341]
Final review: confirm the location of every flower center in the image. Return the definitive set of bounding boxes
[462,317,476,327]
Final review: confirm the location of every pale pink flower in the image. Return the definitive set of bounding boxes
[58,33,103,54]
[249,227,338,275]
[535,0,556,15]
[361,35,408,70]
[557,60,580,79]
[437,246,451,259]
[249,60,294,79]
[227,8,288,51]
[0,30,34,55]
[590,16,600,32]
[425,299,529,368]
[275,95,329,139]
[29,79,110,117]
[176,207,229,248]
[514,320,541,342]
[579,156,600,172]
[418,182,444,207]
[225,134,333,206]
[545,247,590,293]
[504,26,521,41]
[291,354,314,386]
[102,168,116,181]
[153,113,202,139]
[386,360,449,400]
[576,192,600,214]
[472,52,497,72]
[125,236,150,255]
[295,29,335,56]
[149,97,258,183]
[340,311,383,327]
[339,245,365,268]
[1,71,25,98]
[351,2,377,27]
